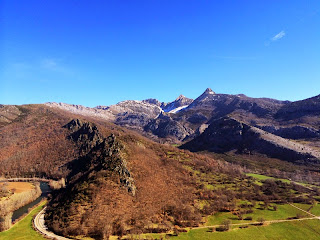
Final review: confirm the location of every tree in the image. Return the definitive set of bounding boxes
[257,217,265,225]
[222,219,231,231]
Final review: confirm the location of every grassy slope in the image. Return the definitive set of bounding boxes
[170,220,320,240]
[246,173,319,189]
[246,173,291,184]
[206,204,307,226]
[0,201,46,240]
[310,203,320,216]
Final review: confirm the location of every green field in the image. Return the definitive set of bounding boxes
[0,201,46,240]
[169,220,320,240]
[310,202,320,216]
[246,173,319,189]
[246,173,291,184]
[0,199,319,240]
[206,203,307,226]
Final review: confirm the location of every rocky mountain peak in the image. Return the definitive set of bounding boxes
[176,94,186,100]
[142,98,162,107]
[204,88,215,95]
[162,95,193,113]
[187,88,216,109]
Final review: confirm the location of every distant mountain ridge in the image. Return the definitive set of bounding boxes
[43,88,320,163]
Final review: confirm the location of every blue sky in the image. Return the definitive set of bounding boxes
[1,1,319,107]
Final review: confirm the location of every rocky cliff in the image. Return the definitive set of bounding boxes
[62,119,136,195]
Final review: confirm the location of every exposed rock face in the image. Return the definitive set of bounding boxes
[108,100,162,117]
[260,125,320,139]
[162,95,193,113]
[187,113,208,124]
[64,119,136,195]
[187,89,285,119]
[144,113,193,141]
[107,100,163,129]
[275,94,320,120]
[142,98,163,107]
[0,105,22,127]
[115,112,153,129]
[181,117,320,165]
[100,135,136,195]
[64,119,103,155]
[186,88,216,110]
[197,124,209,135]
[46,102,115,121]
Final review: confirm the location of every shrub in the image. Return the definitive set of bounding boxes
[257,217,265,225]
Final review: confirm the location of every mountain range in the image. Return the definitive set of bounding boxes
[41,88,320,165]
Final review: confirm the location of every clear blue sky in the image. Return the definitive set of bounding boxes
[1,1,319,107]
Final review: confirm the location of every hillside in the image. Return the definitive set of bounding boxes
[0,105,78,178]
[181,117,320,166]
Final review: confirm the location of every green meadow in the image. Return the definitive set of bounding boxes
[169,220,320,240]
[0,201,46,240]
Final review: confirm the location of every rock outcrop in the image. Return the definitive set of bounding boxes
[260,125,320,140]
[0,105,22,127]
[63,119,136,195]
[144,113,193,141]
[64,119,103,155]
[162,95,193,113]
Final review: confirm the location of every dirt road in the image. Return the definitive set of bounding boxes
[33,207,72,240]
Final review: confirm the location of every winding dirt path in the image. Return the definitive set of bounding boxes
[195,216,319,230]
[289,203,319,219]
[33,203,320,238]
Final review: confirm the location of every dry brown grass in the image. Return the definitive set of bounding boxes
[0,182,34,194]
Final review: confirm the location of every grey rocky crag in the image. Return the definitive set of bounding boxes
[144,113,194,141]
[260,125,320,140]
[0,105,23,127]
[162,95,193,113]
[64,119,104,155]
[63,119,136,195]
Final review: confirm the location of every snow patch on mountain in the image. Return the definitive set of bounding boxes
[168,105,189,113]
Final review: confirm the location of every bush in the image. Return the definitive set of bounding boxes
[257,217,265,225]
[239,225,248,229]
[216,219,231,231]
